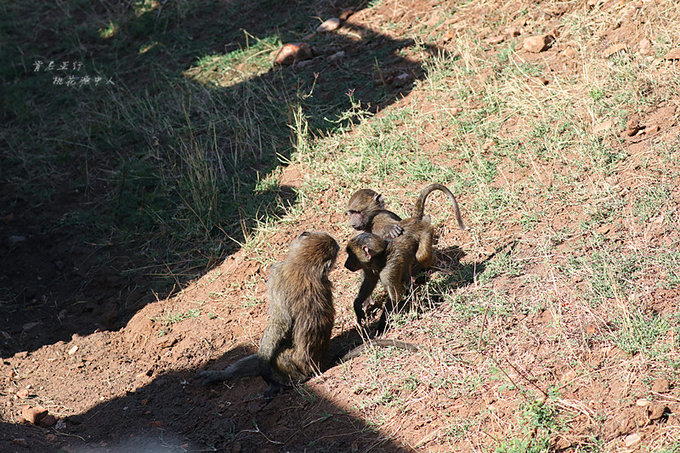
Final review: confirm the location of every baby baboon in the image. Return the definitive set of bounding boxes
[347,188,404,238]
[344,232,418,327]
[347,184,464,270]
[199,231,339,394]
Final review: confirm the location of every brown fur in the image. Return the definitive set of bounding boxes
[198,231,339,392]
[347,184,464,271]
[345,232,418,328]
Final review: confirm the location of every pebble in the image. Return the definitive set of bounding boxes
[523,35,553,53]
[274,43,313,66]
[12,439,29,447]
[624,114,641,136]
[648,403,667,420]
[624,432,641,447]
[563,47,577,58]
[21,405,47,425]
[651,378,670,393]
[664,48,680,60]
[639,38,652,55]
[317,17,341,33]
[16,389,29,399]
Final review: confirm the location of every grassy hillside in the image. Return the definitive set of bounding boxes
[2,0,680,451]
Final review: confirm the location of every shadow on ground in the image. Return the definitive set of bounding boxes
[0,0,451,356]
[0,340,414,452]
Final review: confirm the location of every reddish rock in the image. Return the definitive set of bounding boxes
[274,43,313,66]
[523,35,554,53]
[20,405,47,425]
[651,378,671,393]
[16,389,29,399]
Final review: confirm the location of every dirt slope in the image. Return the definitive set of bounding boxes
[2,0,680,452]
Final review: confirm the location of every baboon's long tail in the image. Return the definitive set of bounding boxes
[198,354,261,385]
[414,183,465,230]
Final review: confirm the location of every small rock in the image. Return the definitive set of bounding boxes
[586,324,597,335]
[639,38,652,55]
[645,123,660,135]
[625,114,641,136]
[16,389,29,399]
[604,43,627,57]
[596,224,611,234]
[68,345,78,355]
[652,378,671,393]
[21,405,47,425]
[392,72,410,87]
[317,17,341,33]
[523,35,553,53]
[12,438,29,448]
[648,403,668,420]
[328,51,345,61]
[563,47,577,58]
[624,432,642,447]
[664,48,680,60]
[553,436,572,450]
[273,43,313,66]
[294,59,313,69]
[22,322,40,331]
[636,398,649,407]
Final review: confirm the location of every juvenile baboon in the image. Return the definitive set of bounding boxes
[347,183,465,270]
[198,231,339,394]
[347,188,404,238]
[344,232,418,327]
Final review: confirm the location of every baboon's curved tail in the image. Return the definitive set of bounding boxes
[414,183,465,230]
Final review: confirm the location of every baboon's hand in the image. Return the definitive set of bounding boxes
[196,370,224,386]
[385,224,404,238]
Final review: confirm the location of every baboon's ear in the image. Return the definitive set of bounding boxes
[298,231,310,239]
[374,193,384,207]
